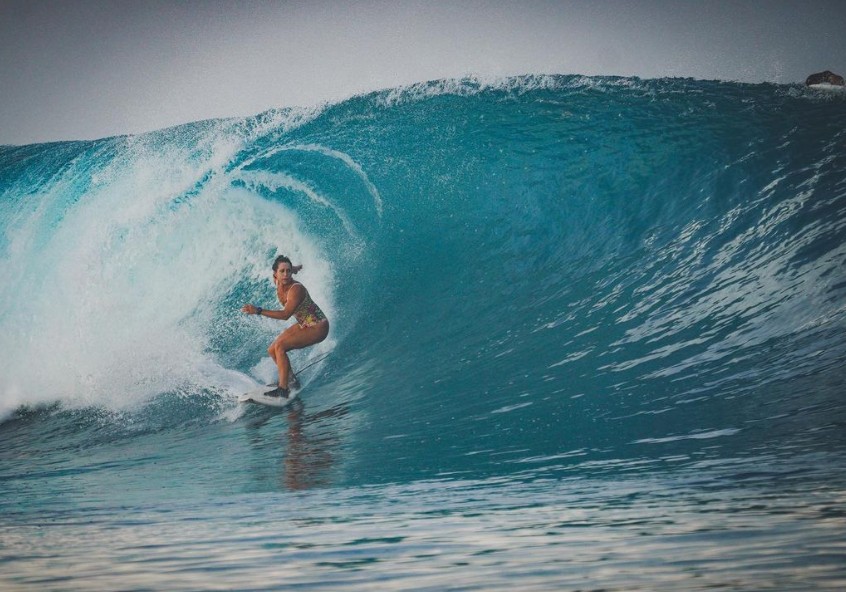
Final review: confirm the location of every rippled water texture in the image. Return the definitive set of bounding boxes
[3,468,845,590]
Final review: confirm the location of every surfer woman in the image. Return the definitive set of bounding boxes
[242,255,329,398]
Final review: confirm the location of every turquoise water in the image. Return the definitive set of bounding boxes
[2,75,846,590]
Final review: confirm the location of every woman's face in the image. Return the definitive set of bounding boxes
[275,262,294,285]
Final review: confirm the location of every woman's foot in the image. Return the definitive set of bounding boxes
[269,374,299,390]
[263,386,290,399]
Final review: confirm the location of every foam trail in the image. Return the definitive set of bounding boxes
[269,144,384,216]
[235,169,364,243]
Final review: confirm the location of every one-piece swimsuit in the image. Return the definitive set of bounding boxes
[289,284,327,328]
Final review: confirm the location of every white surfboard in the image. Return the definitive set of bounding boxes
[238,387,299,408]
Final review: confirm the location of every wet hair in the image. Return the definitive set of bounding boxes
[272,255,293,272]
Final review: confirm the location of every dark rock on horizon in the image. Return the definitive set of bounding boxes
[805,70,845,86]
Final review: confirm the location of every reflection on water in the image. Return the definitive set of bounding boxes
[242,399,349,492]
[283,402,348,491]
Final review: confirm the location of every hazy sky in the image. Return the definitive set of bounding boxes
[2,0,845,145]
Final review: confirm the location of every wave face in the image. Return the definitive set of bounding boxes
[2,76,846,492]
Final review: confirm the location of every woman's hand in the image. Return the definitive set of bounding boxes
[242,304,258,315]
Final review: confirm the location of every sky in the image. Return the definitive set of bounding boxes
[1,0,845,145]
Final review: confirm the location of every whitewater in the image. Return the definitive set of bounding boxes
[1,75,845,590]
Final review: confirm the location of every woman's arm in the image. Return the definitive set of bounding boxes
[242,284,305,320]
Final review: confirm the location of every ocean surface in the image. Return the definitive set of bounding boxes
[1,75,845,590]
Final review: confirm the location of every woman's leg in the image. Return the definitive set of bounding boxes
[268,321,329,389]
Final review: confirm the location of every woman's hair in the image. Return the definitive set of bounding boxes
[272,255,293,272]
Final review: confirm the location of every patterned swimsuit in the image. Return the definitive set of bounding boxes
[288,285,327,328]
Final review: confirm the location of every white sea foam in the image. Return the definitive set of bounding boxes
[0,130,336,418]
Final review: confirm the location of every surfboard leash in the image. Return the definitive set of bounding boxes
[294,352,332,376]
